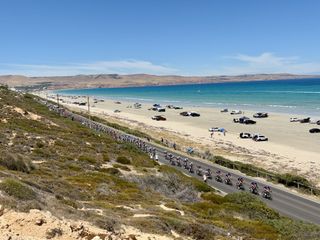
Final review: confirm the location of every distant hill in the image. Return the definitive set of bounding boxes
[0,73,318,90]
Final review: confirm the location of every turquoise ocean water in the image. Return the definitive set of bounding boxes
[56,78,320,117]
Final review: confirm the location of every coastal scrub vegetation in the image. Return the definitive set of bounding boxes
[0,88,319,239]
[213,156,319,195]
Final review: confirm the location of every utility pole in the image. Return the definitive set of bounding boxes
[87,96,91,128]
[57,94,60,108]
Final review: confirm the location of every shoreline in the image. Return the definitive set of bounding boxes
[36,91,320,186]
[53,78,320,118]
[52,90,320,118]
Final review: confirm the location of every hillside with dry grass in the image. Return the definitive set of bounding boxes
[0,73,318,90]
[0,86,320,239]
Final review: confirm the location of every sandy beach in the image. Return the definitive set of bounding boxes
[38,92,320,186]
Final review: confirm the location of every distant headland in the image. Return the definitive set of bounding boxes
[0,73,319,90]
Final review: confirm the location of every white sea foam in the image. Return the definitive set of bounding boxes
[267,104,297,109]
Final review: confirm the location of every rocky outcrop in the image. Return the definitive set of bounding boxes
[0,207,175,240]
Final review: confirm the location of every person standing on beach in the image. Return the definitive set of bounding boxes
[210,132,214,138]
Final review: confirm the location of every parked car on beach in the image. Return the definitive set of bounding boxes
[240,132,252,139]
[244,119,256,124]
[290,117,300,122]
[166,105,183,109]
[156,107,166,112]
[252,134,268,141]
[234,116,249,123]
[230,110,243,115]
[209,127,220,132]
[253,112,268,118]
[309,128,320,133]
[180,111,200,117]
[190,112,200,117]
[299,117,310,123]
[152,115,166,121]
[220,108,228,113]
[180,111,189,116]
[233,116,256,124]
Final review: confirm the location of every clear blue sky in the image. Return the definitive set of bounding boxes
[1,0,320,76]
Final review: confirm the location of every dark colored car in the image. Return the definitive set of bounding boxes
[189,112,200,117]
[309,128,320,133]
[240,132,252,139]
[152,115,167,121]
[234,116,255,124]
[239,116,250,123]
[243,119,256,124]
[180,111,189,116]
[156,108,166,112]
[300,117,310,123]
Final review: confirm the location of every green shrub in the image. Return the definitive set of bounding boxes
[224,192,260,205]
[276,173,310,188]
[103,167,121,175]
[0,178,37,200]
[116,156,131,165]
[193,180,213,193]
[0,152,35,173]
[36,141,45,148]
[78,155,97,164]
[201,192,226,204]
[60,198,78,209]
[33,148,51,158]
[102,153,110,162]
[67,163,82,171]
[225,192,280,220]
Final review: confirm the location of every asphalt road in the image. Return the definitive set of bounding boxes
[152,146,320,225]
